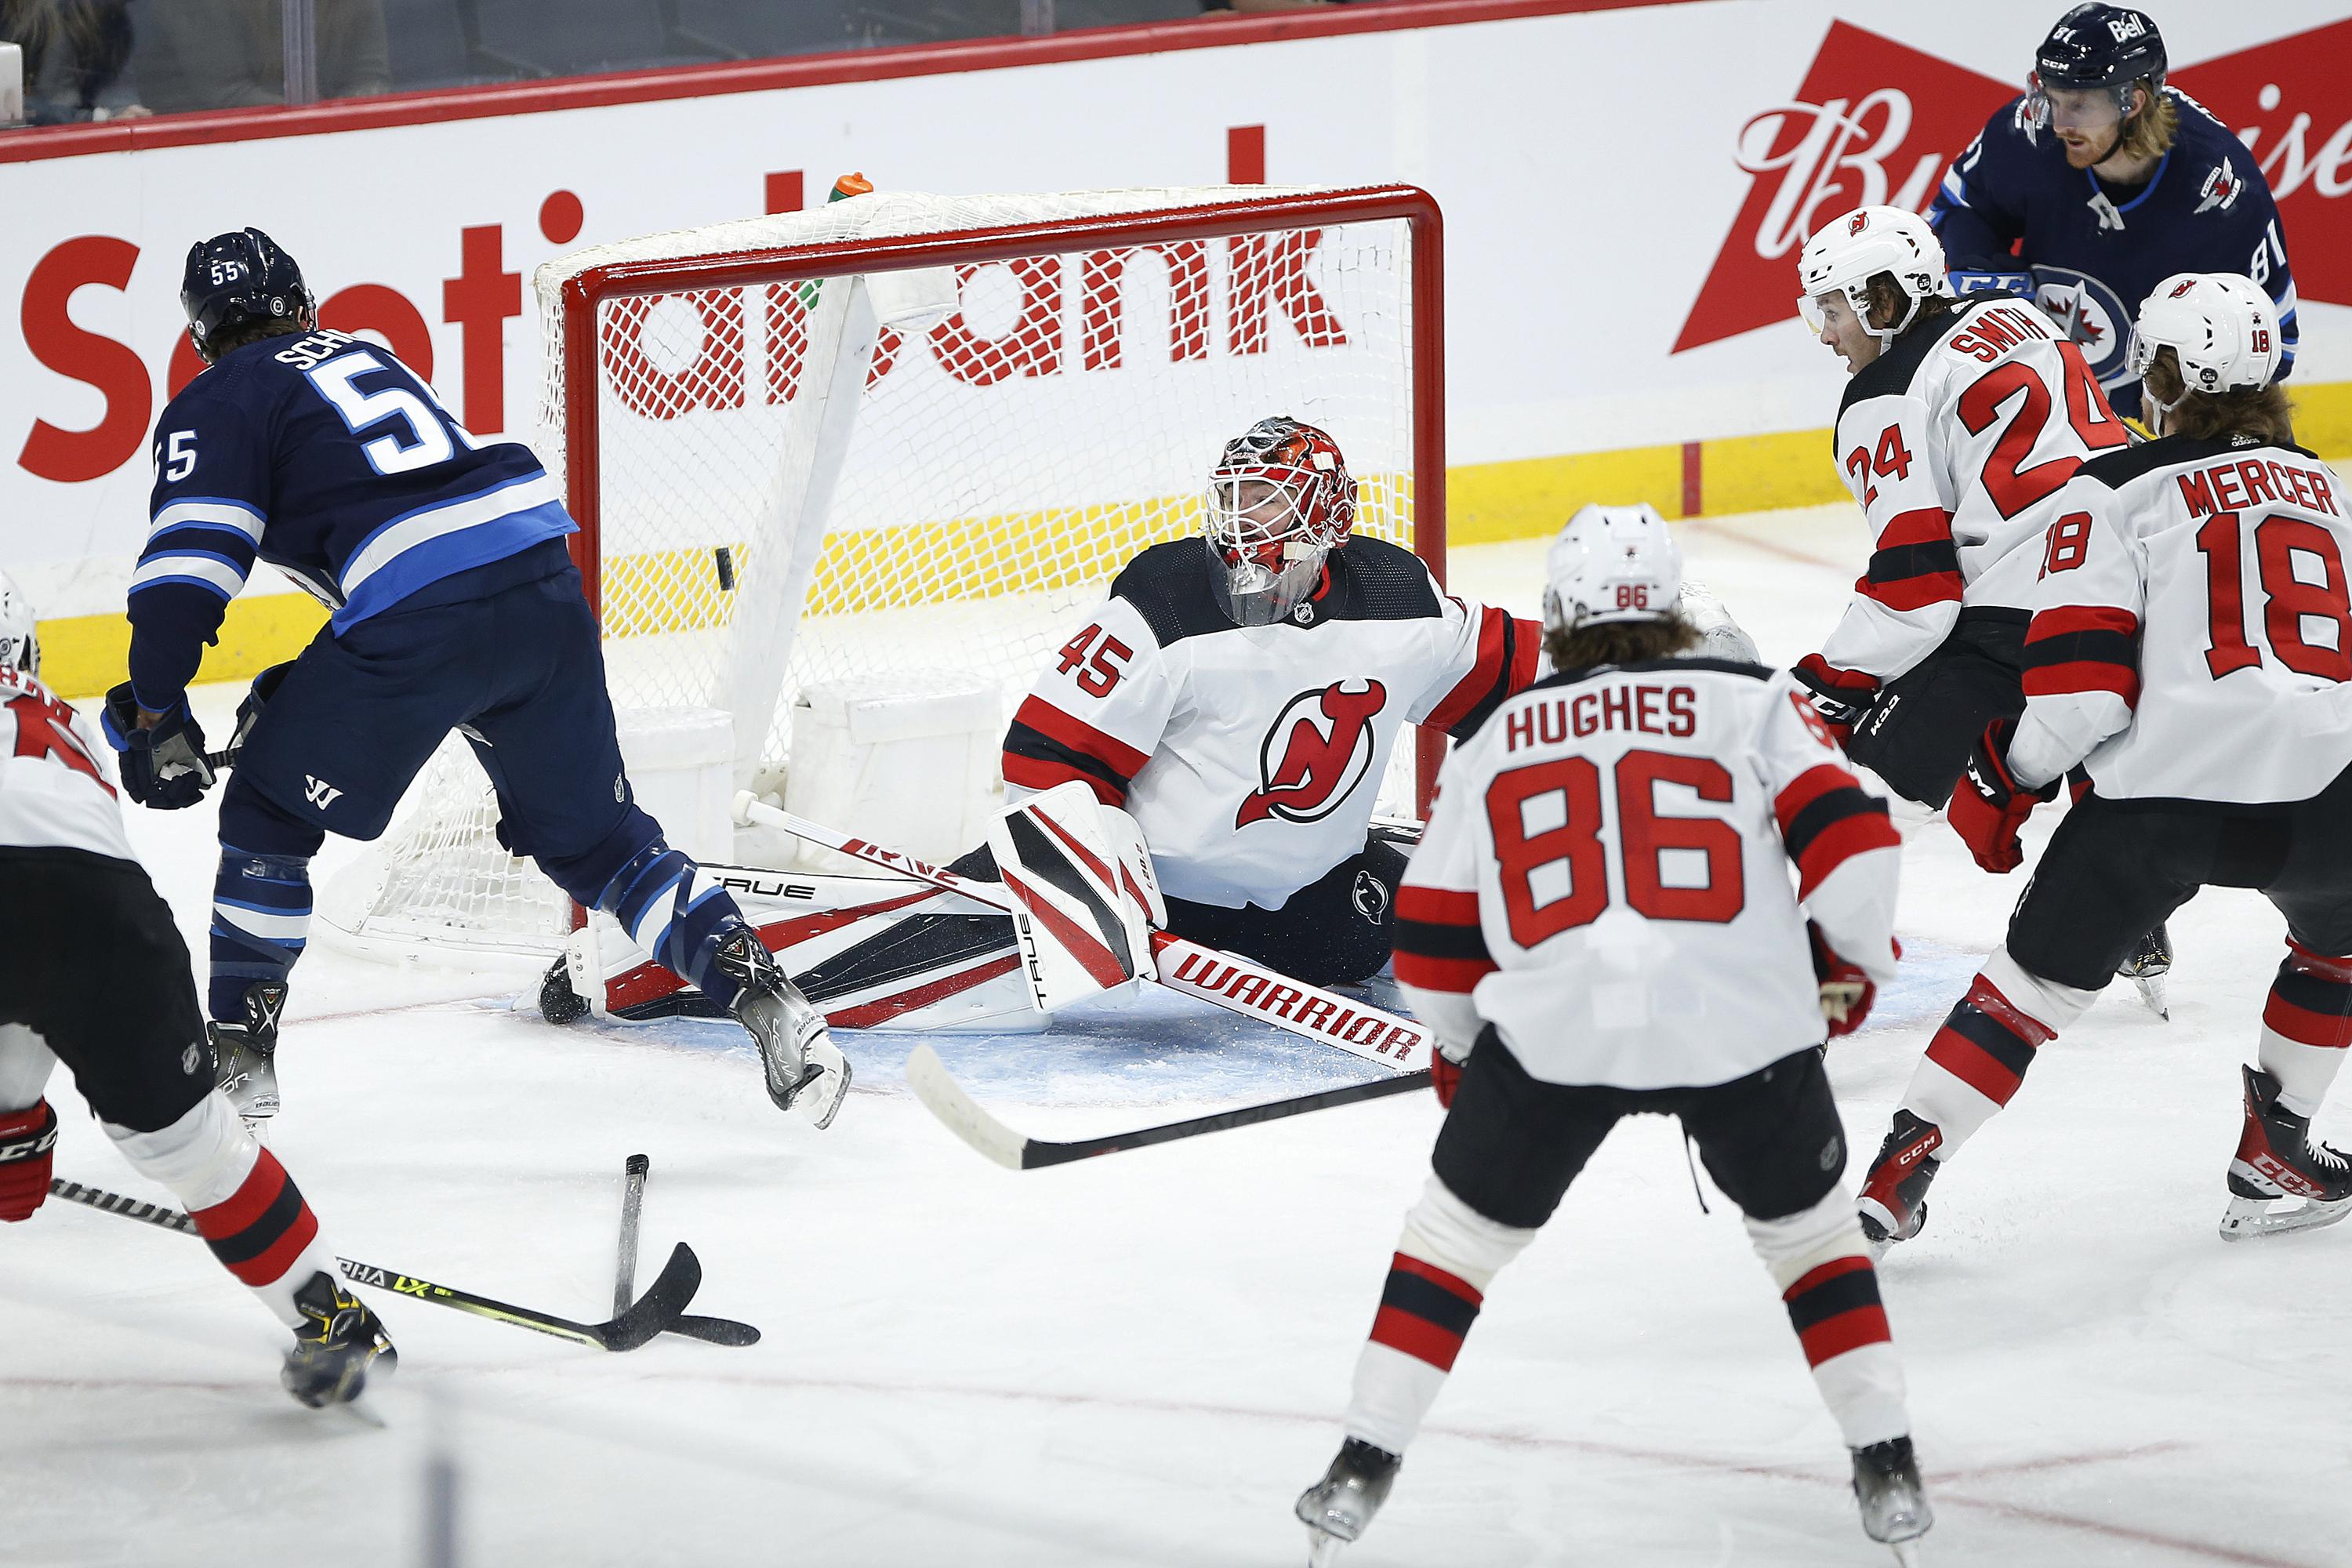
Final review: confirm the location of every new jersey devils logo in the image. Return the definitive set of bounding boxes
[1235,680,1387,829]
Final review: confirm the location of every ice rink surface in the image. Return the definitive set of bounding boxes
[8,507,2349,1568]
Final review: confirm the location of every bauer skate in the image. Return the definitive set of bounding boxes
[1857,1112,1943,1252]
[209,980,286,1124]
[1295,1438,1400,1566]
[715,929,851,1127]
[1852,1436,1933,1563]
[2118,923,2172,1020]
[281,1269,396,1409]
[2219,1065,2352,1241]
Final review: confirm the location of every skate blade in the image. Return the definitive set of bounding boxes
[2130,971,2169,1020]
[2219,1192,2352,1241]
[1306,1526,1347,1568]
[799,1058,851,1130]
[1890,1539,1925,1566]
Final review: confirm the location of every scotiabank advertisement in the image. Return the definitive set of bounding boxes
[4,0,2348,653]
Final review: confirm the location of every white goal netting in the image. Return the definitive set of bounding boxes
[320,184,1437,958]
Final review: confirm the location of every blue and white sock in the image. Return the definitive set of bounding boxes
[209,847,312,1022]
[597,842,752,1007]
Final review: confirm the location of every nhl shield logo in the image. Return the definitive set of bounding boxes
[1235,680,1387,829]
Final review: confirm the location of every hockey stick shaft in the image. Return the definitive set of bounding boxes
[733,795,1425,1072]
[904,1045,1430,1169]
[49,1178,701,1352]
[616,1152,648,1315]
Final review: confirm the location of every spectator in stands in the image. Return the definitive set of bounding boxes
[133,0,388,114]
[2,0,145,122]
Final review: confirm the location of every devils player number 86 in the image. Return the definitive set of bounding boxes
[1484,750,1746,947]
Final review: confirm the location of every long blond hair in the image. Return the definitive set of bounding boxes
[2118,84,2178,163]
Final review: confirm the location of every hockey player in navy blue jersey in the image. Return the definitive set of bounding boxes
[103,228,849,1131]
[1926,5,2296,423]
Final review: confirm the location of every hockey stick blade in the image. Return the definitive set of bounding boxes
[670,1314,763,1347]
[50,1178,703,1352]
[904,1045,1432,1170]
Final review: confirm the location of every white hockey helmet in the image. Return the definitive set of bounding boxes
[1544,503,1683,634]
[2128,272,2281,430]
[1798,205,1951,341]
[0,569,37,677]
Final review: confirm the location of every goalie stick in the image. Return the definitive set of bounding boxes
[51,1178,704,1353]
[614,1155,761,1347]
[733,794,1428,1073]
[905,1044,1432,1170]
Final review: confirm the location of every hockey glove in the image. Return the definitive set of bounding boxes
[0,1100,59,1222]
[228,659,295,755]
[101,683,216,810]
[1791,657,1878,749]
[1810,923,1896,1038]
[1948,719,2058,874]
[1431,1043,1469,1109]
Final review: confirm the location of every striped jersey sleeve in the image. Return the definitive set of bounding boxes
[1002,594,1174,809]
[1813,389,1963,688]
[2006,476,2145,790]
[129,387,273,710]
[1414,587,1544,740]
[1759,674,1900,987]
[1390,753,1492,1054]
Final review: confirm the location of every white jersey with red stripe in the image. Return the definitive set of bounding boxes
[2005,434,2352,803]
[0,666,136,862]
[1801,295,2132,698]
[1002,537,1541,910]
[1392,659,1902,1091]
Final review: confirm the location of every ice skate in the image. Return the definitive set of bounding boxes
[1295,1438,1399,1565]
[1857,1112,1942,1251]
[209,980,286,1123]
[2220,1065,2352,1241]
[281,1269,396,1410]
[715,929,850,1127]
[1853,1436,1932,1563]
[2118,922,2172,1020]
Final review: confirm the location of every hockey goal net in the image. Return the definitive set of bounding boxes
[319,183,1445,959]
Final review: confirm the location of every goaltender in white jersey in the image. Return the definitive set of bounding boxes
[1295,507,1929,1567]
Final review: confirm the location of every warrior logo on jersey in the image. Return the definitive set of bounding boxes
[1236,681,1387,829]
[2030,267,2135,387]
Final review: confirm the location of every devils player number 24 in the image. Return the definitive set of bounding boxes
[2197,511,2352,683]
[1485,750,1745,946]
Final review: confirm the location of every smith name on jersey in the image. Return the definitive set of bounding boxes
[1929,87,2296,419]
[1392,660,1901,1090]
[2007,434,2352,804]
[1808,292,2130,690]
[1004,537,1539,910]
[128,329,575,713]
[1,666,136,863]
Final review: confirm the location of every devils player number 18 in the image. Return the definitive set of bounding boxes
[2196,512,2352,683]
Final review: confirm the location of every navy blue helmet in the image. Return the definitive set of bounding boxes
[2035,5,2166,96]
[181,228,314,364]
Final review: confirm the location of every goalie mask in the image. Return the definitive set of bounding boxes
[1798,206,1951,342]
[1544,503,1683,634]
[2127,272,2281,434]
[1203,416,1357,627]
[0,569,37,677]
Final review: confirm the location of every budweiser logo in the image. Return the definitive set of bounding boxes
[1677,17,2352,355]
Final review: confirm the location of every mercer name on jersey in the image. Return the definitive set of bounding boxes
[1003,538,1540,910]
[129,329,575,711]
[2008,434,2352,805]
[1393,661,1901,1091]
[0,666,136,862]
[1809,294,2131,691]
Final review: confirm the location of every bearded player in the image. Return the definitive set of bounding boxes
[0,575,395,1407]
[1928,5,2296,422]
[1294,507,1926,1565]
[1860,274,2352,1250]
[1790,205,2176,1011]
[977,416,1754,989]
[107,228,845,1129]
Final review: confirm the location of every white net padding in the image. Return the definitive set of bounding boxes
[321,184,1441,958]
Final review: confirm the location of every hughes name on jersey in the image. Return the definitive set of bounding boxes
[1,666,135,863]
[1806,293,2130,691]
[129,329,575,712]
[1929,88,2296,419]
[1394,660,1900,1090]
[1004,538,1539,910]
[2007,434,2352,803]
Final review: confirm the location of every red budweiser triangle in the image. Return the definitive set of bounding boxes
[1675,21,2013,354]
[2174,16,2352,307]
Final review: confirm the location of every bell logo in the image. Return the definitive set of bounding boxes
[1236,680,1386,829]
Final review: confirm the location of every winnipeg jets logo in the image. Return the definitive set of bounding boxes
[1235,681,1387,829]
[2196,161,2244,216]
[303,775,343,808]
[2030,268,2132,386]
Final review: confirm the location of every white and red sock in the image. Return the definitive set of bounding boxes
[2258,942,2352,1117]
[1748,1189,1908,1449]
[1903,949,2096,1156]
